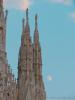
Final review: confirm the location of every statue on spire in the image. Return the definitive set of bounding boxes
[25,8,30,32]
[34,14,39,42]
[5,10,8,24]
[35,14,38,30]
[26,8,29,23]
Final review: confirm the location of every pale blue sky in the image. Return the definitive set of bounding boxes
[6,0,75,99]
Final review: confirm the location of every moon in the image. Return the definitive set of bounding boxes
[47,75,53,81]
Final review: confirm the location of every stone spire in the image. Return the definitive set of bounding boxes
[33,14,46,100]
[0,1,9,100]
[33,14,42,84]
[0,0,8,51]
[20,8,32,78]
[34,14,39,44]
[18,10,46,100]
[18,9,33,100]
[21,9,31,45]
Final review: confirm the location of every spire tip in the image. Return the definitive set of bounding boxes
[26,8,29,22]
[35,14,38,21]
[35,14,38,30]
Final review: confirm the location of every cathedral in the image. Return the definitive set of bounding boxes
[0,0,46,100]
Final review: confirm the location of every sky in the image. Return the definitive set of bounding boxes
[4,0,75,99]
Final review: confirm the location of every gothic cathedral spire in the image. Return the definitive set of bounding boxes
[18,9,33,100]
[18,9,46,100]
[0,0,8,51]
[33,14,46,100]
[33,14,42,84]
[0,1,17,100]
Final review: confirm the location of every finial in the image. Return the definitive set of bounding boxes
[34,14,39,42]
[26,8,29,23]
[6,10,8,17]
[25,8,30,32]
[5,10,8,23]
[35,14,38,30]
